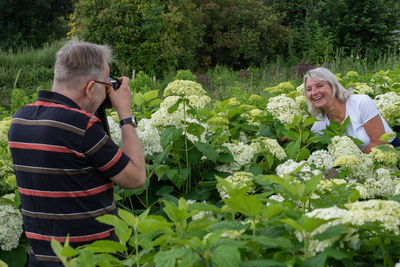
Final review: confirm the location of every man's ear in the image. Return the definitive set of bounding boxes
[84,81,95,98]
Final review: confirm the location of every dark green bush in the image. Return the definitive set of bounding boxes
[0,0,73,50]
[72,0,204,77]
[193,0,291,69]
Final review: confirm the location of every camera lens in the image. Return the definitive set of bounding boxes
[109,76,121,90]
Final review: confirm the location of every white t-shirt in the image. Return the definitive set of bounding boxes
[311,94,394,151]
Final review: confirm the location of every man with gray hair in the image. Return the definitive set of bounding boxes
[8,39,146,266]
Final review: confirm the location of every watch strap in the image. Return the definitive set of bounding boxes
[119,115,138,128]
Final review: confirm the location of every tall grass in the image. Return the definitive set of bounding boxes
[1,40,400,108]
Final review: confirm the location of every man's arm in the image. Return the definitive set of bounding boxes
[108,76,146,189]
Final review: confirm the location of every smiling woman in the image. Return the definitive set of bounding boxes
[303,67,399,153]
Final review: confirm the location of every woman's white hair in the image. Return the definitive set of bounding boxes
[303,67,353,118]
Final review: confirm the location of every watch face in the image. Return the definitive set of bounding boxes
[132,115,138,127]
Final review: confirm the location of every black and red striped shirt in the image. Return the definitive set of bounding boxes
[8,90,129,264]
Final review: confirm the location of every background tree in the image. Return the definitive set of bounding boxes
[0,0,73,51]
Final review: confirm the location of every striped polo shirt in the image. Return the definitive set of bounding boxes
[8,90,129,264]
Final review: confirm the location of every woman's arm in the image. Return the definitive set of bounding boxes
[362,114,385,153]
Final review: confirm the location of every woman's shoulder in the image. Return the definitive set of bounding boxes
[347,94,373,105]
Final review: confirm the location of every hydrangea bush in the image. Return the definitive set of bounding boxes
[3,70,400,266]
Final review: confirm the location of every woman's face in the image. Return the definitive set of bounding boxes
[305,78,335,109]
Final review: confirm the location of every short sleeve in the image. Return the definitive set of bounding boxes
[357,95,380,124]
[82,120,129,178]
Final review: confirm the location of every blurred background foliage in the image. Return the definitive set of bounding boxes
[0,0,399,106]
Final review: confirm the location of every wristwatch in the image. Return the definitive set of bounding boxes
[119,114,138,128]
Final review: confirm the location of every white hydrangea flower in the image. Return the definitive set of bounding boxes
[268,194,285,203]
[241,108,263,126]
[370,145,398,165]
[0,117,11,147]
[307,150,334,169]
[355,168,400,199]
[317,179,347,194]
[298,206,358,256]
[374,92,400,111]
[342,200,400,234]
[333,155,360,168]
[353,83,373,94]
[328,136,361,159]
[266,94,302,124]
[217,171,255,200]
[187,200,212,221]
[136,118,163,157]
[275,159,320,181]
[215,142,256,174]
[251,137,286,160]
[107,116,122,147]
[164,80,207,97]
[0,204,23,251]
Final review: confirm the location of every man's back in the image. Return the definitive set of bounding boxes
[8,90,129,265]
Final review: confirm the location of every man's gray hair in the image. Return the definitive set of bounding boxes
[303,67,353,118]
[54,38,112,85]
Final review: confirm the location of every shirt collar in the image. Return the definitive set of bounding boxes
[36,90,81,110]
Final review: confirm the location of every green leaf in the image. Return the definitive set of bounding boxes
[118,208,139,228]
[314,225,346,241]
[149,98,162,107]
[280,218,303,232]
[154,247,184,267]
[285,140,300,160]
[303,116,319,127]
[210,245,241,267]
[152,164,170,180]
[163,200,189,224]
[225,194,263,217]
[133,92,145,107]
[85,240,127,253]
[304,173,322,197]
[160,127,183,148]
[305,247,347,267]
[244,235,293,249]
[167,98,184,114]
[142,89,159,101]
[0,245,27,267]
[186,122,205,137]
[240,259,286,267]
[194,141,218,163]
[303,216,327,233]
[282,130,300,141]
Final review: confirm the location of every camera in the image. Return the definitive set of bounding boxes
[96,75,122,135]
[109,75,122,91]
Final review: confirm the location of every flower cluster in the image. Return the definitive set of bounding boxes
[241,108,263,126]
[373,92,400,123]
[266,94,302,124]
[186,200,212,221]
[307,150,334,170]
[328,136,374,180]
[215,142,256,174]
[342,200,400,234]
[370,144,398,165]
[264,81,295,95]
[217,171,255,200]
[163,80,207,97]
[275,159,320,181]
[0,117,11,148]
[353,83,373,94]
[300,206,359,256]
[350,168,400,199]
[136,118,163,157]
[251,137,286,160]
[107,116,122,146]
[0,203,23,251]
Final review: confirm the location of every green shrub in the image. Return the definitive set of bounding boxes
[71,0,204,77]
[174,70,197,82]
[132,71,154,93]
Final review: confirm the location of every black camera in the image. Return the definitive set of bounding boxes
[96,75,122,135]
[109,75,122,91]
